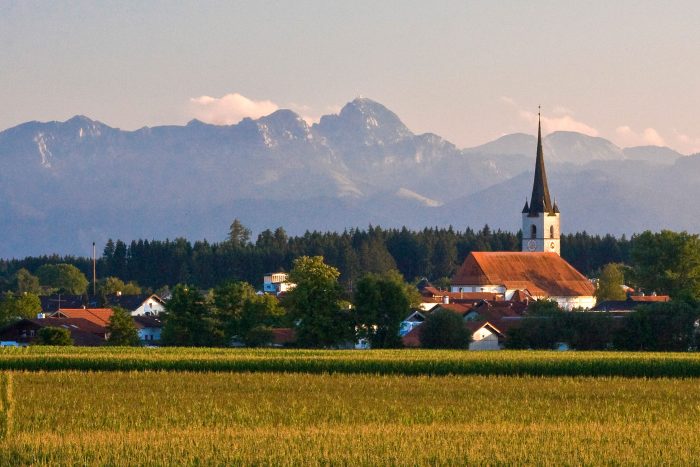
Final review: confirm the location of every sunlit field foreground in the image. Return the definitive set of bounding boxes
[3,347,700,377]
[2,371,700,465]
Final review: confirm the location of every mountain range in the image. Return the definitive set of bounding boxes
[0,97,697,258]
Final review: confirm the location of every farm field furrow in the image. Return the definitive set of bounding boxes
[2,371,700,465]
[3,347,700,377]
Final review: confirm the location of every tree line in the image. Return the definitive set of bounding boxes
[0,222,633,293]
[507,299,700,351]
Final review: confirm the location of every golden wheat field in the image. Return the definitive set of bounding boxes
[2,369,700,465]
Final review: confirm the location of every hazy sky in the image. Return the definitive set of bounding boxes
[2,0,699,153]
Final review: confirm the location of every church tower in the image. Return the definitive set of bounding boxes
[521,111,560,255]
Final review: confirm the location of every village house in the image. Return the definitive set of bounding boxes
[263,272,296,295]
[0,318,106,346]
[133,315,163,343]
[402,300,527,350]
[105,293,166,316]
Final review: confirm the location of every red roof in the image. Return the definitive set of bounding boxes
[52,308,114,326]
[452,252,595,297]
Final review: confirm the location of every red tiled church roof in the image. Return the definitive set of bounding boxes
[452,252,595,297]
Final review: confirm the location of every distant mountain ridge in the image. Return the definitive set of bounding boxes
[0,97,694,257]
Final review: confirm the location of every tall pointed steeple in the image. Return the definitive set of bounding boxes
[521,107,561,255]
[528,109,553,215]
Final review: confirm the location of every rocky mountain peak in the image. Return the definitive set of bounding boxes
[315,97,412,147]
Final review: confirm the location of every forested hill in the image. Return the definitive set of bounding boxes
[0,225,629,292]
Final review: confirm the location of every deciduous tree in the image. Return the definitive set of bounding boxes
[596,263,627,301]
[285,256,352,347]
[35,264,89,295]
[354,271,411,348]
[161,285,223,347]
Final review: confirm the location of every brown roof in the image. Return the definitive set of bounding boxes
[52,308,114,326]
[452,252,595,298]
[629,295,670,302]
[467,301,527,333]
[35,318,107,346]
[429,303,474,316]
[464,320,504,336]
[133,315,162,329]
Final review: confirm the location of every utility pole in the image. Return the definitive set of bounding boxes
[92,242,97,297]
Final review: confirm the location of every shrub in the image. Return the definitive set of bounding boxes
[36,327,73,346]
[419,310,471,349]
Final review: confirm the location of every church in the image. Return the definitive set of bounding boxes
[450,113,596,310]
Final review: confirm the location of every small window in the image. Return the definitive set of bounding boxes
[550,225,555,238]
[530,225,537,239]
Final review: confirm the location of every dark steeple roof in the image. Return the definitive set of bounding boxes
[528,112,554,216]
[521,199,530,213]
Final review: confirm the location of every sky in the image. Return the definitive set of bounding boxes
[1,0,699,153]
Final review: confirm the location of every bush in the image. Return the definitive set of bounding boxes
[419,310,471,349]
[36,327,73,346]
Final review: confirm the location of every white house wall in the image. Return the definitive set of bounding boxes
[469,329,500,351]
[131,299,166,316]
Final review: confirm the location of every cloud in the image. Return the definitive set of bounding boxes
[287,103,342,125]
[500,97,599,136]
[519,110,599,137]
[615,126,666,147]
[189,93,279,125]
[672,130,700,155]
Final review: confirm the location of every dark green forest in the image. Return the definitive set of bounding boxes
[0,224,630,292]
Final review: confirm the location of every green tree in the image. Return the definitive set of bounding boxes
[14,269,41,295]
[35,264,89,295]
[99,277,142,296]
[36,326,73,346]
[505,300,563,350]
[0,292,41,325]
[614,301,700,351]
[596,263,627,302]
[630,230,700,300]
[228,219,251,247]
[354,271,411,348]
[419,309,471,349]
[239,295,285,346]
[213,281,257,342]
[161,285,223,347]
[285,256,353,348]
[106,306,141,346]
